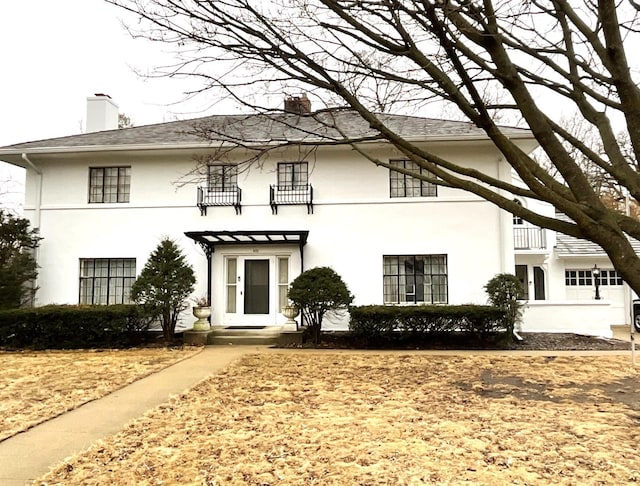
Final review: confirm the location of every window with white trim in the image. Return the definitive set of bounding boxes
[512,199,524,225]
[79,258,136,304]
[89,167,131,203]
[208,164,238,192]
[389,160,437,198]
[383,255,448,304]
[565,269,623,286]
[277,162,308,190]
[596,269,623,286]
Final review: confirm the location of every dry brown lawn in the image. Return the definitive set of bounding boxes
[0,347,200,442]
[39,353,640,485]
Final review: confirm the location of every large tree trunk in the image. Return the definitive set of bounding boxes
[107,1,640,298]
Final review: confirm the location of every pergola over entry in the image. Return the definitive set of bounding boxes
[184,230,310,297]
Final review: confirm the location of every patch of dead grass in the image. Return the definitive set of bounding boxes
[0,347,200,441]
[39,353,640,485]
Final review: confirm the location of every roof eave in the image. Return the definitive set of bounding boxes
[555,252,608,258]
[0,129,536,167]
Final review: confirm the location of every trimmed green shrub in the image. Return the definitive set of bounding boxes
[288,267,353,345]
[0,305,155,349]
[131,238,195,343]
[484,273,525,340]
[349,304,507,345]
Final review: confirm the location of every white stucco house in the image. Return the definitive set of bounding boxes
[0,94,633,339]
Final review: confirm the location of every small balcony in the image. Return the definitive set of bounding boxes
[270,184,314,214]
[197,186,242,215]
[514,226,547,250]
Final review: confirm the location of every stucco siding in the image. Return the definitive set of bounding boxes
[23,143,508,331]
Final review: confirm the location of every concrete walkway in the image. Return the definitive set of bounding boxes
[0,345,262,486]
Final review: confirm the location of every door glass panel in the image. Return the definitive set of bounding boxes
[278,257,289,312]
[245,260,269,314]
[534,266,545,300]
[226,258,237,313]
[515,265,529,300]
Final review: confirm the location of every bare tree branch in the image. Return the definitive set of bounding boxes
[106,0,640,297]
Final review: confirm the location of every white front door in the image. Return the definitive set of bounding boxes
[223,255,289,326]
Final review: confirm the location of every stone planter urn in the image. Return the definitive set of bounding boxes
[281,304,299,332]
[192,306,212,331]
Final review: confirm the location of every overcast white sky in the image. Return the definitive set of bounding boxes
[0,0,207,146]
[0,0,224,209]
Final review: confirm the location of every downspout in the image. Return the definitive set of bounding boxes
[299,239,305,329]
[206,247,213,307]
[496,156,522,342]
[21,153,43,230]
[496,156,513,273]
[21,153,43,307]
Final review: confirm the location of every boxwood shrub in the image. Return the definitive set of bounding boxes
[0,305,156,350]
[349,304,508,345]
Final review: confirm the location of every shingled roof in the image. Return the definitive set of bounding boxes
[554,213,640,256]
[0,110,532,154]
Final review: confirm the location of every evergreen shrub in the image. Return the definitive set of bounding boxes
[131,238,195,343]
[288,266,353,345]
[484,273,526,340]
[349,304,507,345]
[0,304,155,349]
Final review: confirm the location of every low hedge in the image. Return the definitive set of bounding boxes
[349,304,508,345]
[0,305,156,349]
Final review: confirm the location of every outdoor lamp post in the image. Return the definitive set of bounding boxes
[593,264,601,300]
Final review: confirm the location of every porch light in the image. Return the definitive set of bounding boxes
[593,264,601,300]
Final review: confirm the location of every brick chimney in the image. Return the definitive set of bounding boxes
[284,94,311,114]
[86,94,119,132]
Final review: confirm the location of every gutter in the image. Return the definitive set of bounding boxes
[0,130,537,159]
[21,153,43,230]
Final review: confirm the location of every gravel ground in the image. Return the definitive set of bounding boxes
[503,332,631,351]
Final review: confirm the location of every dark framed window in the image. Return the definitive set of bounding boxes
[389,160,437,198]
[79,258,136,304]
[566,269,623,286]
[512,199,524,225]
[89,167,131,203]
[277,162,308,190]
[599,269,624,286]
[565,269,592,286]
[383,255,448,304]
[208,164,238,192]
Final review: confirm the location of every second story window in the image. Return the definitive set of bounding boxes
[512,199,524,225]
[198,164,242,215]
[389,160,437,198]
[208,164,238,191]
[89,167,130,203]
[270,162,312,214]
[278,162,308,190]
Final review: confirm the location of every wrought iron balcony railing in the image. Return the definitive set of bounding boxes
[514,226,547,250]
[197,186,242,215]
[269,184,313,214]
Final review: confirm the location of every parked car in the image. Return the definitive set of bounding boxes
[633,299,640,332]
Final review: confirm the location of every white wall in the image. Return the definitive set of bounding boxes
[516,253,631,335]
[522,301,614,337]
[21,141,511,329]
[512,194,631,335]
